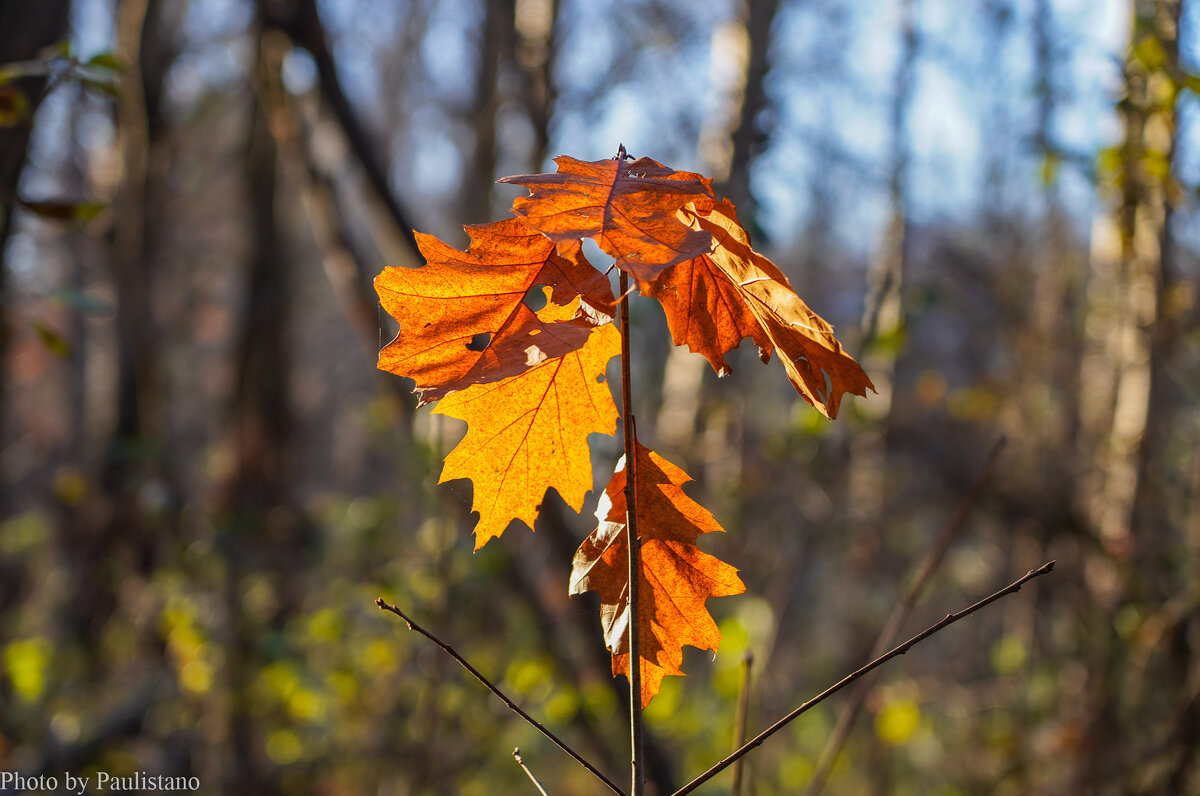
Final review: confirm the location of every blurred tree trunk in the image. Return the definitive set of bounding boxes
[262,0,421,265]
[658,0,781,461]
[847,0,917,561]
[99,0,174,560]
[1127,0,1184,599]
[260,0,425,431]
[59,0,175,646]
[514,0,559,168]
[0,0,72,516]
[216,25,306,795]
[1073,0,1190,791]
[460,0,512,223]
[717,0,779,225]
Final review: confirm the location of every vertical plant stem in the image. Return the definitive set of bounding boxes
[618,256,645,796]
[613,141,643,796]
[730,652,754,796]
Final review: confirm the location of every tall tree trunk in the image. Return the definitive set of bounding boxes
[0,0,73,516]
[462,0,514,223]
[1073,1,1186,790]
[847,0,917,557]
[513,0,559,167]
[659,0,782,457]
[216,26,304,795]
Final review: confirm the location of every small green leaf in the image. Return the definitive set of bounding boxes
[38,39,73,61]
[1143,148,1171,181]
[32,321,73,359]
[875,698,921,746]
[1133,34,1166,70]
[4,636,53,702]
[990,634,1028,674]
[86,52,125,73]
[19,199,106,222]
[1096,146,1124,184]
[1040,151,1061,187]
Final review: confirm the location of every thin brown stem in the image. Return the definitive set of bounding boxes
[375,599,625,796]
[803,435,1006,795]
[730,651,754,796]
[670,561,1057,796]
[616,162,645,794]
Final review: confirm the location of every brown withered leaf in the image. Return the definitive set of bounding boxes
[435,299,620,549]
[375,217,613,404]
[647,198,874,418]
[498,154,714,285]
[570,440,745,707]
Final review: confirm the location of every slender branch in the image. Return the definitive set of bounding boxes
[671,561,1057,796]
[615,146,645,795]
[513,748,551,796]
[803,435,1006,795]
[730,652,754,796]
[375,599,625,796]
[261,0,420,255]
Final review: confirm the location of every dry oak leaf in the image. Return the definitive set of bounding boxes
[569,440,745,707]
[435,298,621,550]
[498,154,714,285]
[648,198,874,419]
[375,217,613,404]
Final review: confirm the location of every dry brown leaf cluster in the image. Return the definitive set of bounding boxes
[375,151,871,702]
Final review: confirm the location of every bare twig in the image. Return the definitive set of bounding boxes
[615,149,645,792]
[730,651,754,796]
[513,747,551,796]
[375,599,625,796]
[803,436,1006,795]
[670,561,1057,796]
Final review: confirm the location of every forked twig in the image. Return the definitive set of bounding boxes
[804,436,1006,795]
[670,561,1057,796]
[376,599,624,796]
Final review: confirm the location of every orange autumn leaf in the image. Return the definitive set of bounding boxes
[569,440,745,707]
[647,198,874,418]
[498,154,715,285]
[375,217,613,404]
[435,299,620,549]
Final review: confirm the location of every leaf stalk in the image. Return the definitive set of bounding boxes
[618,258,645,796]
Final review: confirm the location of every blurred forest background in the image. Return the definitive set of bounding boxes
[1,0,1199,794]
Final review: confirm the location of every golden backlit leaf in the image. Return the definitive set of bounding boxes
[648,198,874,418]
[375,217,613,404]
[569,440,745,707]
[435,300,620,550]
[498,155,714,284]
